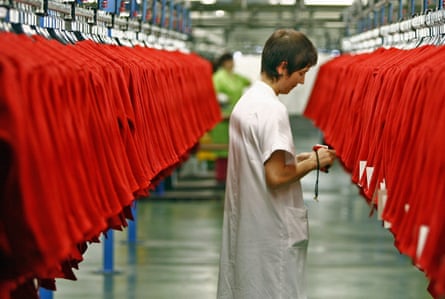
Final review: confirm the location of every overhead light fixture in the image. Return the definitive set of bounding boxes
[215,10,225,17]
[201,0,216,4]
[304,0,353,5]
[268,0,296,4]
[324,21,346,28]
[313,11,341,19]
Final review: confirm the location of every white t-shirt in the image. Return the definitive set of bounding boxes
[217,81,309,299]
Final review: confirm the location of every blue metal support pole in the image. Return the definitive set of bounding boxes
[399,0,404,20]
[182,7,187,33]
[99,0,116,13]
[151,0,157,25]
[160,0,167,27]
[176,4,182,31]
[129,0,137,18]
[39,288,53,299]
[114,0,121,14]
[103,229,114,273]
[388,2,393,24]
[381,6,385,25]
[423,0,428,12]
[127,201,137,243]
[410,0,415,16]
[186,8,191,34]
[155,180,165,195]
[169,0,174,29]
[439,0,444,10]
[141,0,148,22]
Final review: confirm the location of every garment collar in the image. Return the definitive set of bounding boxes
[254,80,278,99]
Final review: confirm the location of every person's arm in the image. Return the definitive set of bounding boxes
[264,148,336,190]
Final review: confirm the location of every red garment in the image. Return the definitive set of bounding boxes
[304,45,445,299]
[0,31,220,298]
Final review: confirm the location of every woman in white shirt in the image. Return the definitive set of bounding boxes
[217,28,336,299]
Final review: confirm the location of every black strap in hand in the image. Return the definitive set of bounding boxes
[314,149,320,201]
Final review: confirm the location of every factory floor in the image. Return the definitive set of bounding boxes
[53,116,432,299]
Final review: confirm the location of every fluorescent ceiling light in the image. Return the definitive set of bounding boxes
[313,11,341,19]
[269,0,296,4]
[215,10,225,17]
[324,21,346,28]
[304,0,353,5]
[201,0,216,4]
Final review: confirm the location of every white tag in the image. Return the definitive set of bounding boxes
[416,225,429,259]
[380,179,386,190]
[377,179,387,221]
[366,166,374,189]
[377,189,387,221]
[359,161,367,181]
[0,7,7,19]
[9,9,19,23]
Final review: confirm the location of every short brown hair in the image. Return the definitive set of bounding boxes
[261,29,318,81]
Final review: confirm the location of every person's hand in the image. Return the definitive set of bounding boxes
[315,148,336,171]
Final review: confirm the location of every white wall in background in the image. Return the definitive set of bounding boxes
[234,52,334,115]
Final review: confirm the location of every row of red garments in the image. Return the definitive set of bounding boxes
[304,45,445,298]
[0,32,221,298]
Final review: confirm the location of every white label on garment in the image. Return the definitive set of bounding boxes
[9,9,19,23]
[384,221,392,229]
[0,7,7,19]
[404,203,410,212]
[416,225,430,259]
[359,160,367,181]
[380,179,386,190]
[377,189,387,221]
[366,166,374,188]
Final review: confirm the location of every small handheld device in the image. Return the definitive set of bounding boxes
[312,144,328,151]
[312,144,330,173]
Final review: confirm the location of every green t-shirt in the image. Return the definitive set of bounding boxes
[210,68,251,157]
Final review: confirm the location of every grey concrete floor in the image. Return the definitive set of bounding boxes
[53,116,432,299]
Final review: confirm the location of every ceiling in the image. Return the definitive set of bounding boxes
[188,0,355,56]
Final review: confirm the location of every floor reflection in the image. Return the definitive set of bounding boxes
[55,116,432,299]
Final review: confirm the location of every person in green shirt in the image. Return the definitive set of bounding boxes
[211,52,251,184]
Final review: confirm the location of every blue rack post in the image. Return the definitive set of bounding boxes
[374,9,379,27]
[155,180,165,195]
[99,0,117,14]
[381,6,385,25]
[151,0,158,25]
[182,7,187,33]
[129,0,137,18]
[160,0,167,27]
[399,0,404,20]
[127,201,137,244]
[169,0,174,29]
[39,287,53,299]
[388,2,393,24]
[176,3,182,32]
[141,0,148,22]
[184,7,190,34]
[127,201,138,265]
[367,13,371,30]
[103,229,115,273]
